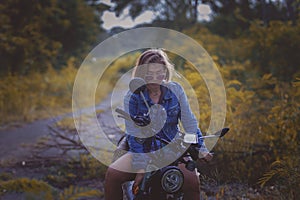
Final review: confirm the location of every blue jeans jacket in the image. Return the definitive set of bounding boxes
[124,81,207,170]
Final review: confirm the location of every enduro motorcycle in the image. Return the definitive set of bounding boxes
[113,78,229,200]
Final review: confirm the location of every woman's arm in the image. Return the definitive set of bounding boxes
[175,82,209,152]
[124,91,149,171]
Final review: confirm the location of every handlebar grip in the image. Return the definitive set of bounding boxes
[188,144,199,161]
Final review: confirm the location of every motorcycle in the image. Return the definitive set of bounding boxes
[113,78,229,200]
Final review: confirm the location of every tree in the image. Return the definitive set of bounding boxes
[203,0,299,37]
[0,0,109,75]
[245,20,300,81]
[110,0,201,30]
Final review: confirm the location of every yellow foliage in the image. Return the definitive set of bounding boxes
[258,158,300,199]
[179,52,299,194]
[0,177,103,200]
[0,178,53,199]
[59,185,103,200]
[0,60,78,125]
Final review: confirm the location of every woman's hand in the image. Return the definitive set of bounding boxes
[198,152,213,164]
[132,169,145,195]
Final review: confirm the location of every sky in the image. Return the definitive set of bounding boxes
[101,0,212,30]
[102,8,155,30]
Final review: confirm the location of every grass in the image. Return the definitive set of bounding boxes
[0,155,105,199]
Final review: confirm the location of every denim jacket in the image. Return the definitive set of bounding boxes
[124,81,208,170]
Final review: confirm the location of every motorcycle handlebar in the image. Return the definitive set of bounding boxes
[116,107,229,139]
[115,108,131,120]
[115,107,229,171]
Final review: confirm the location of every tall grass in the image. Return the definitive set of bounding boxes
[0,56,121,127]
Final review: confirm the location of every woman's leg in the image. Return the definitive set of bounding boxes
[179,163,200,200]
[104,153,135,200]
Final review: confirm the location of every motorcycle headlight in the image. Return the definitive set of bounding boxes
[161,167,184,193]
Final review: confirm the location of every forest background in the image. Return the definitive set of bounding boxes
[0,0,299,199]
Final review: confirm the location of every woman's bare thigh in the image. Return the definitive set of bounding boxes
[110,153,134,173]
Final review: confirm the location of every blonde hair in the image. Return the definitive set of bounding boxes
[132,49,174,82]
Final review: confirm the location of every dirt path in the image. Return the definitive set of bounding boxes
[0,74,130,163]
[0,119,53,161]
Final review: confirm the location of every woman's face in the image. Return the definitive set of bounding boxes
[144,64,166,86]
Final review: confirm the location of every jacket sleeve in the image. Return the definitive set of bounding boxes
[175,83,209,152]
[124,91,149,170]
[124,91,140,135]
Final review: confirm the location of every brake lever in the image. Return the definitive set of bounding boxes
[117,114,131,121]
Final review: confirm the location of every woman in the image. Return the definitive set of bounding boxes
[105,49,212,200]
